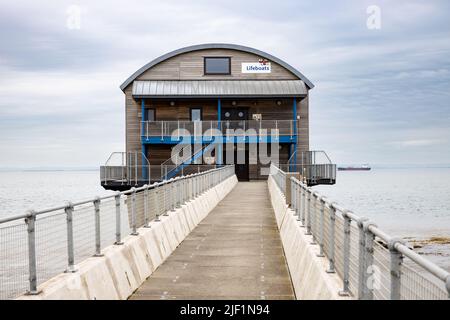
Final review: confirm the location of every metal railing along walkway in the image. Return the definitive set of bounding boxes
[270,163,450,300]
[0,166,234,300]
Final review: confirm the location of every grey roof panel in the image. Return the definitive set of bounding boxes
[120,43,315,91]
[132,80,307,97]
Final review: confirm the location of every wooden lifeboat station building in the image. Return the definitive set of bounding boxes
[101,43,335,190]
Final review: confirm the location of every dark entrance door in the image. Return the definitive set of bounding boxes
[223,143,249,181]
[221,107,249,181]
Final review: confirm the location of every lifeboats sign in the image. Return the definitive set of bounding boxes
[241,59,271,73]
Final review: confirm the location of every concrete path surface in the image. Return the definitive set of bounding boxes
[130,181,295,300]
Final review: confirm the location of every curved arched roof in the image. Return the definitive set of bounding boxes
[120,43,314,91]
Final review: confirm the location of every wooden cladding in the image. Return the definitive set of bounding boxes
[141,99,299,121]
[135,49,297,82]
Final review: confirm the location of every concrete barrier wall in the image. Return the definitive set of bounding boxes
[267,176,352,300]
[17,175,238,300]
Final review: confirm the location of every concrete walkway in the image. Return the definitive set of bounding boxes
[130,181,295,300]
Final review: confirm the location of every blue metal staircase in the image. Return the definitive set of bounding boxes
[162,143,216,180]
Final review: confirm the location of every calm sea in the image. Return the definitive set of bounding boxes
[314,168,450,238]
[0,170,114,217]
[314,168,450,271]
[0,168,449,271]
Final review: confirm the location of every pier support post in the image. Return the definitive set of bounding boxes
[339,211,351,296]
[25,210,39,295]
[64,202,77,273]
[388,238,404,300]
[114,192,124,245]
[326,203,337,273]
[93,197,103,257]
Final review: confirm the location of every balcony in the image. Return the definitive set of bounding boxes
[277,150,336,186]
[140,120,298,144]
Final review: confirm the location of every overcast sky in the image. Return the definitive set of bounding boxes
[0,0,449,168]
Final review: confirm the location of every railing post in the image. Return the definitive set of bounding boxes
[143,185,150,227]
[184,178,187,202]
[194,176,198,198]
[357,217,369,299]
[171,182,176,211]
[93,197,103,257]
[300,185,306,226]
[64,202,77,273]
[363,221,376,300]
[388,238,404,300]
[295,182,301,221]
[305,189,312,235]
[317,197,325,257]
[115,192,123,245]
[181,179,185,203]
[155,188,161,222]
[310,192,317,244]
[163,184,169,216]
[290,179,295,211]
[176,180,181,208]
[326,203,337,274]
[339,211,351,296]
[25,210,39,295]
[131,188,139,235]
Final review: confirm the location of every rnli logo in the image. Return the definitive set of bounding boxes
[242,60,271,73]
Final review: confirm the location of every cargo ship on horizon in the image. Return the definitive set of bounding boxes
[338,164,371,171]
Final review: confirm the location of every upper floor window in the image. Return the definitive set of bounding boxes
[146,109,155,121]
[204,57,231,75]
[190,108,202,121]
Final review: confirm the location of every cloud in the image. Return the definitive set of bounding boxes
[0,0,449,167]
[389,139,446,147]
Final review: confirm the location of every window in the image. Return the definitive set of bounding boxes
[190,108,202,121]
[146,109,155,121]
[204,57,231,75]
